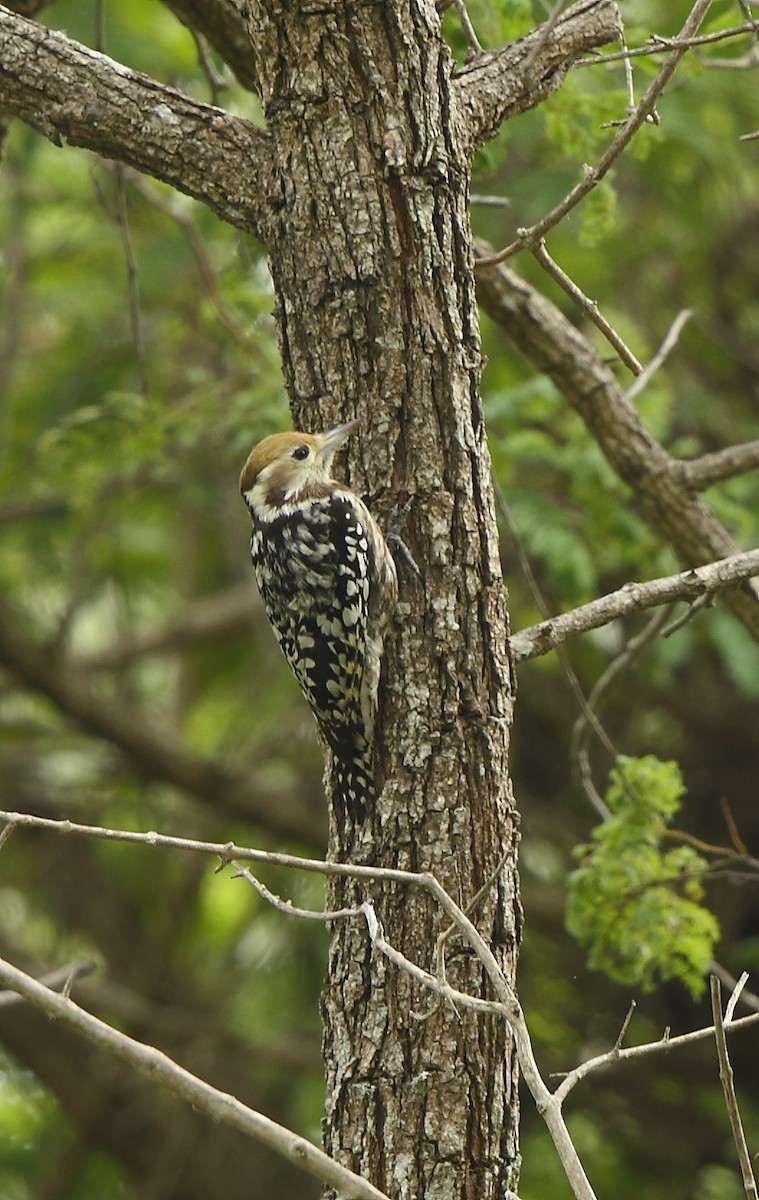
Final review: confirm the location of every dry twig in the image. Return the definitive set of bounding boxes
[710,976,759,1200]
[511,548,759,661]
[475,0,715,267]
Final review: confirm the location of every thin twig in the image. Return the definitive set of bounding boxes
[576,22,757,67]
[720,796,751,857]
[475,0,715,267]
[710,976,759,1200]
[678,439,759,490]
[735,0,759,39]
[4,804,759,1200]
[495,480,620,820]
[189,28,229,105]
[531,240,643,374]
[0,807,596,1199]
[452,0,483,56]
[570,606,672,818]
[711,962,759,1015]
[521,0,567,78]
[614,999,637,1051]
[554,1004,759,1102]
[0,956,392,1200]
[725,972,750,1024]
[0,959,96,1007]
[112,165,150,398]
[619,35,635,117]
[511,548,759,661]
[624,309,693,402]
[233,864,361,923]
[660,593,713,637]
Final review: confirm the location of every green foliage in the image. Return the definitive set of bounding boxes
[566,757,719,997]
[1,1,758,1197]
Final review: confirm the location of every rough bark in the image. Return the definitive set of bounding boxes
[0,3,622,1197]
[241,4,523,1195]
[0,7,273,235]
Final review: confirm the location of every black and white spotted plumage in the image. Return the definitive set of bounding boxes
[240,421,397,819]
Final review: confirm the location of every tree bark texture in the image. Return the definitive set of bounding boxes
[0,2,625,1196]
[244,3,522,1195]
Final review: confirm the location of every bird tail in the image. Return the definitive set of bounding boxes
[330,739,376,822]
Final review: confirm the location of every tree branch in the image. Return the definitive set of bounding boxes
[0,808,599,1200]
[554,1000,759,1103]
[474,0,713,264]
[710,976,759,1200]
[7,807,759,1200]
[0,599,324,845]
[678,440,759,490]
[454,0,623,152]
[474,248,759,643]
[160,0,259,93]
[511,548,759,661]
[0,8,273,237]
[0,956,392,1200]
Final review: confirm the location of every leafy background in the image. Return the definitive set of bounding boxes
[1,1,758,1197]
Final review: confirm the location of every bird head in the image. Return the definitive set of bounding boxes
[240,419,359,516]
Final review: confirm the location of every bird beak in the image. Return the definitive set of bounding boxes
[317,419,359,460]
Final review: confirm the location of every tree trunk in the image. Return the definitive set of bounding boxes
[247,2,521,1195]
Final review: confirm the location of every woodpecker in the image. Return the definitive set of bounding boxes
[240,420,398,819]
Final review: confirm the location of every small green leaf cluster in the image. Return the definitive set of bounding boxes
[566,756,719,997]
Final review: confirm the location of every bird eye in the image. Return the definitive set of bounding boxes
[292,445,310,461]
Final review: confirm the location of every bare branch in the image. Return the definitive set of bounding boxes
[454,0,623,152]
[711,976,759,1200]
[0,806,599,1200]
[576,22,758,66]
[511,548,759,661]
[678,440,759,490]
[451,0,484,57]
[569,606,671,815]
[0,956,393,1200]
[0,959,96,1007]
[613,999,637,1050]
[475,0,714,266]
[161,0,259,93]
[474,248,759,641]
[711,963,759,1015]
[725,972,750,1024]
[531,239,643,374]
[624,308,693,401]
[0,8,273,237]
[233,864,363,923]
[554,1003,759,1103]
[7,806,759,1200]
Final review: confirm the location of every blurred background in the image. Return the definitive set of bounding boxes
[0,1,758,1197]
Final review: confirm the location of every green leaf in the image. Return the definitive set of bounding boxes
[566,756,719,996]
